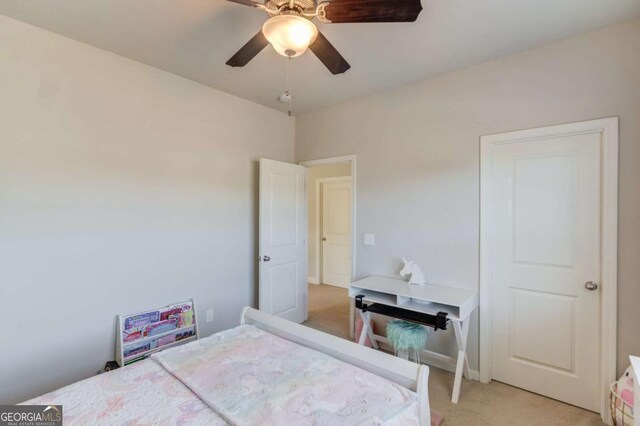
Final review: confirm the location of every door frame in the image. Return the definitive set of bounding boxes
[317,176,352,286]
[479,117,618,421]
[299,155,357,284]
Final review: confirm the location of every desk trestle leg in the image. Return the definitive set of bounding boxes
[357,309,379,349]
[451,319,470,403]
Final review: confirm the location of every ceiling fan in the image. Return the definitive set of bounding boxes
[225,0,423,75]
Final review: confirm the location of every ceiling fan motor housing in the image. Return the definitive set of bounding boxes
[265,0,317,17]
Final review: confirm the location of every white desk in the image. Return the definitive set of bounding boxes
[349,275,478,403]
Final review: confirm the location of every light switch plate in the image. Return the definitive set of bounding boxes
[206,309,214,323]
[364,233,375,246]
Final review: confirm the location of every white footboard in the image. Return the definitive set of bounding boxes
[240,307,431,426]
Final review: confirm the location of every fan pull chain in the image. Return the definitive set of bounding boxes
[285,54,293,117]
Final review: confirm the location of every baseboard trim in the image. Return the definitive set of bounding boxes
[419,349,480,381]
[308,276,319,285]
[375,338,479,381]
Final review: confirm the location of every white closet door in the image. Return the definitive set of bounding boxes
[489,131,602,411]
[258,158,307,323]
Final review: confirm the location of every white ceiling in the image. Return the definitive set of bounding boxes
[2,0,639,114]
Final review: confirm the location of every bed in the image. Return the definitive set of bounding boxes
[24,307,434,425]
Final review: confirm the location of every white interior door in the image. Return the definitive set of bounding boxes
[321,179,352,287]
[259,158,307,323]
[488,131,602,411]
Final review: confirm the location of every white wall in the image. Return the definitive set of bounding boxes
[306,164,351,283]
[2,11,639,405]
[0,16,294,404]
[296,18,640,375]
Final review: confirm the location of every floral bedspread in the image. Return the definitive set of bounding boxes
[24,358,226,425]
[24,324,423,425]
[152,324,419,425]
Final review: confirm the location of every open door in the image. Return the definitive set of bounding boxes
[259,158,307,323]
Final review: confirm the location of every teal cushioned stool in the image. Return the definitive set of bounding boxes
[386,319,428,363]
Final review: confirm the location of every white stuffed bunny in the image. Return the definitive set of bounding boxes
[614,365,635,423]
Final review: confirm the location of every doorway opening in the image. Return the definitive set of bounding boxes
[300,155,356,340]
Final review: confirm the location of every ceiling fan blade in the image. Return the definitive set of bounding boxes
[226,0,262,7]
[324,0,423,23]
[309,32,351,75]
[226,31,270,67]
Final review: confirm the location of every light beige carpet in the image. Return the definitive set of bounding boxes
[304,284,604,426]
[306,283,352,340]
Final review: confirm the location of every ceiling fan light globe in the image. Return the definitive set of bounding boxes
[262,15,318,58]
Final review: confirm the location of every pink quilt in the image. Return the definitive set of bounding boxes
[25,324,432,425]
[153,324,420,425]
[24,358,226,425]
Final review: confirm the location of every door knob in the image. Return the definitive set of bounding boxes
[585,281,598,291]
[322,237,327,241]
[262,255,271,262]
